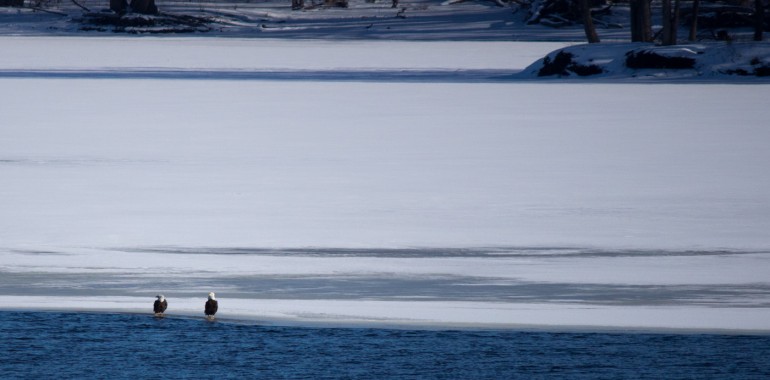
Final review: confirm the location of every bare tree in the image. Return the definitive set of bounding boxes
[130,0,157,14]
[662,0,673,44]
[689,0,700,41]
[673,0,681,42]
[756,0,766,41]
[630,0,652,42]
[110,0,127,14]
[661,0,681,45]
[580,0,600,42]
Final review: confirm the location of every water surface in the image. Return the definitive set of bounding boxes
[2,311,768,379]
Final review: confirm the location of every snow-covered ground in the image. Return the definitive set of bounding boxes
[1,5,769,332]
[1,0,630,41]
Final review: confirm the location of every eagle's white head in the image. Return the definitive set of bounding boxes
[208,292,216,300]
[157,294,165,302]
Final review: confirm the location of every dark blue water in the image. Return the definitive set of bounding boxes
[2,311,769,379]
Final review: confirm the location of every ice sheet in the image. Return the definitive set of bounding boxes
[1,37,769,331]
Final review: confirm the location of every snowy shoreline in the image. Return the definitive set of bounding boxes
[4,299,770,335]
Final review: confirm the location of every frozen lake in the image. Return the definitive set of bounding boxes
[1,37,769,331]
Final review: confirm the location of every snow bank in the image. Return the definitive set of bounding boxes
[520,42,770,80]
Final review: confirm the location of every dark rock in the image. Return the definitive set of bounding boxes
[538,51,574,76]
[625,49,697,69]
[755,66,770,77]
[570,63,604,76]
[538,50,604,77]
[725,58,770,77]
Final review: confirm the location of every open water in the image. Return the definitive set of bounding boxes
[2,311,769,379]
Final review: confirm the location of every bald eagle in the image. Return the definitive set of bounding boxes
[154,295,168,315]
[205,292,218,318]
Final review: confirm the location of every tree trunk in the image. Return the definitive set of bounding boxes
[672,0,681,43]
[130,0,158,14]
[662,0,673,45]
[581,0,600,43]
[689,0,700,41]
[642,0,652,41]
[0,0,24,6]
[755,0,765,41]
[630,0,639,40]
[110,0,127,14]
[630,0,652,42]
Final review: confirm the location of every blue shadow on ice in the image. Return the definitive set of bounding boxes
[0,68,519,83]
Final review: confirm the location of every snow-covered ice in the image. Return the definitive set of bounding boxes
[1,33,769,332]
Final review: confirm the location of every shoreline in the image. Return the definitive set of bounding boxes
[2,297,769,336]
[3,307,770,336]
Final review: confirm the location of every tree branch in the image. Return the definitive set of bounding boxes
[28,6,68,16]
[71,0,91,12]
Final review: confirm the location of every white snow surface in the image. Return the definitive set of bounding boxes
[1,26,770,332]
